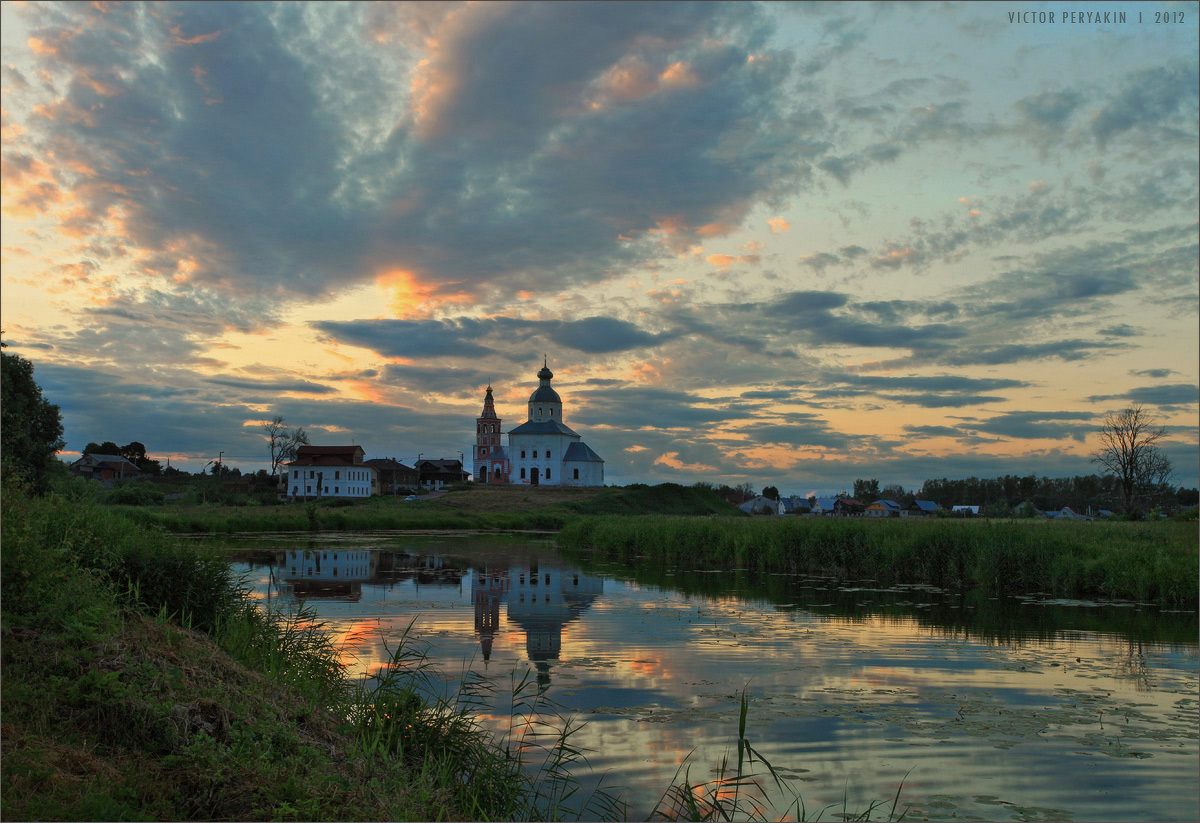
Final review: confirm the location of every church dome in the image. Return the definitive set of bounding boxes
[529,384,561,403]
[537,364,554,380]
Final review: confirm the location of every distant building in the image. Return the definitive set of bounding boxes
[415,458,469,490]
[68,453,143,483]
[905,500,942,517]
[738,495,780,514]
[364,458,419,495]
[473,386,510,484]
[865,499,903,517]
[500,359,604,487]
[283,445,374,500]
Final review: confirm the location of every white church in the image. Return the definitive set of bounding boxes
[472,360,604,487]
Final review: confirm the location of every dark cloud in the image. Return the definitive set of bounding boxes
[1091,61,1200,148]
[1099,324,1140,338]
[1087,383,1199,409]
[315,314,678,360]
[968,410,1097,443]
[1014,89,1083,129]
[204,376,337,395]
[548,317,679,354]
[937,339,1123,366]
[313,318,500,360]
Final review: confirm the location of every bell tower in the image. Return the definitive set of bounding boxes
[473,385,508,483]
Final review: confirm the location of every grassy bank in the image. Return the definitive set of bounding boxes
[108,482,744,534]
[0,483,619,821]
[557,516,1199,607]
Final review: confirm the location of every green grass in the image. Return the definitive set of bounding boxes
[0,480,622,821]
[104,482,745,534]
[557,515,1199,607]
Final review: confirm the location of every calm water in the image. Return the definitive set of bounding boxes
[225,531,1199,822]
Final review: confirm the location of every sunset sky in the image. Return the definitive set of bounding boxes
[2,1,1197,493]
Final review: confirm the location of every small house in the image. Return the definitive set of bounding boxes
[905,500,942,517]
[865,499,903,517]
[68,453,144,483]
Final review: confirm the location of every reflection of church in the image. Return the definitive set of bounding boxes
[471,560,603,688]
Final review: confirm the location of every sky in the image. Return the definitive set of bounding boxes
[2,0,1197,494]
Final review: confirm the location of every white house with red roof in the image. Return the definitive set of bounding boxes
[282,445,375,500]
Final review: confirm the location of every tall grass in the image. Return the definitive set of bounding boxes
[1,481,627,821]
[558,515,1199,606]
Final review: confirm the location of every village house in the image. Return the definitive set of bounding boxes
[905,500,942,517]
[67,453,144,484]
[282,445,375,500]
[364,458,419,495]
[415,458,469,490]
[865,499,903,517]
[737,495,780,515]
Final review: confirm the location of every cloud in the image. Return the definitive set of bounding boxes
[1091,61,1200,148]
[967,410,1097,443]
[1087,383,1199,409]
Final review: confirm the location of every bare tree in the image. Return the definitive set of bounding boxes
[1093,404,1172,512]
[263,416,309,476]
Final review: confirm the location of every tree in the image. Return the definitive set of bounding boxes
[761,485,780,501]
[84,440,122,456]
[263,415,309,475]
[1093,404,1173,513]
[1,347,66,493]
[852,478,880,504]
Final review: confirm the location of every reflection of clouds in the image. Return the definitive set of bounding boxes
[231,540,1198,819]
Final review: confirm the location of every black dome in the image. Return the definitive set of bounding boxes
[529,385,561,403]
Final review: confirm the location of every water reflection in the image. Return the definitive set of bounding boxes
[472,561,603,689]
[224,533,1198,823]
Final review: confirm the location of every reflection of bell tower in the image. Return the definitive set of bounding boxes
[473,386,509,483]
[472,567,509,663]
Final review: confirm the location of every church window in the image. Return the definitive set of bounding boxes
[521,450,526,458]
[550,408,554,416]
[546,468,551,480]
[481,447,488,455]
[533,450,538,458]
[335,471,340,479]
[546,450,551,459]
[520,468,526,479]
[573,468,579,480]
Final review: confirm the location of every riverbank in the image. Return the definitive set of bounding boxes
[557,515,1199,607]
[0,483,619,821]
[107,482,744,534]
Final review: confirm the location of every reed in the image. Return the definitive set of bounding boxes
[1,481,626,821]
[558,516,1198,606]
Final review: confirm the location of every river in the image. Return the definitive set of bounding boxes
[224,530,1198,822]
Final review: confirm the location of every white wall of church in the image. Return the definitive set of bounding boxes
[510,433,575,485]
[563,461,603,487]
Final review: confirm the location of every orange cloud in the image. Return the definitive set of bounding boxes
[654,451,718,472]
[706,252,761,267]
[376,268,474,318]
[696,222,735,238]
[168,26,223,46]
[767,217,789,234]
[658,61,698,89]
